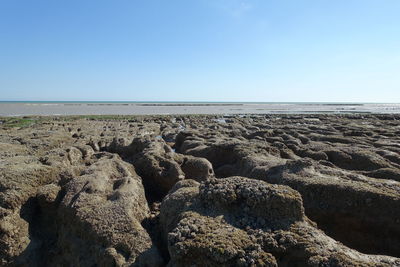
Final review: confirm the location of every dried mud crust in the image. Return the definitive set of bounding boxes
[0,114,400,266]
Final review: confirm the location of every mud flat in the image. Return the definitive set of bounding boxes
[1,114,400,266]
[1,102,400,116]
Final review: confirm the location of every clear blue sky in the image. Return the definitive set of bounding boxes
[0,0,399,102]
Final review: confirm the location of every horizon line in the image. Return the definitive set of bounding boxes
[1,100,399,104]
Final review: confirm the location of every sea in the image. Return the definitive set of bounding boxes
[1,101,400,116]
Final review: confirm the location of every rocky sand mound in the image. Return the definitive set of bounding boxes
[0,114,400,266]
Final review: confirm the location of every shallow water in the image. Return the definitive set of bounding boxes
[1,102,400,116]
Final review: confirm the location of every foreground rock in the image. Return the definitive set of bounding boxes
[1,114,400,266]
[53,153,163,266]
[160,177,399,266]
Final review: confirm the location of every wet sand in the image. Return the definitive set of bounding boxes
[1,102,400,116]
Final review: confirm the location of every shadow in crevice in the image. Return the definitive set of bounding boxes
[141,214,170,265]
[306,210,400,257]
[15,188,65,266]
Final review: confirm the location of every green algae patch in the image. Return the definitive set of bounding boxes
[1,117,39,128]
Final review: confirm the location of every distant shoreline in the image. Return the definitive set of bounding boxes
[1,101,397,105]
[1,102,399,116]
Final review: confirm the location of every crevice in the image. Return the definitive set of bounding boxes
[307,211,399,256]
[16,195,59,266]
[278,177,400,258]
[141,203,170,264]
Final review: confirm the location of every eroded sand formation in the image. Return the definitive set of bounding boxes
[0,114,400,266]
